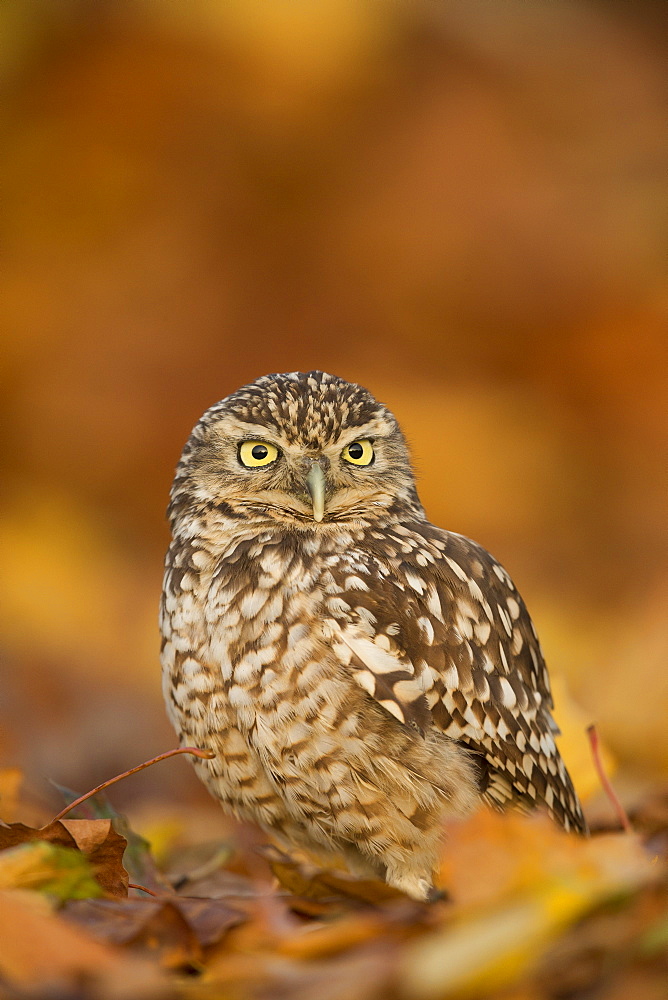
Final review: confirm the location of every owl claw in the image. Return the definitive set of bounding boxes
[386,873,440,902]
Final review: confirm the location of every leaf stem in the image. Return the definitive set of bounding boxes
[586,724,632,834]
[51,747,215,823]
[128,882,159,896]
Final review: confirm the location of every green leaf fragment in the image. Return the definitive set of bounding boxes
[0,840,104,900]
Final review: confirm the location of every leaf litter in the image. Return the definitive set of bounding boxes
[0,754,665,1000]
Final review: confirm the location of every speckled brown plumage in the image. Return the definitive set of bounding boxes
[161,371,586,900]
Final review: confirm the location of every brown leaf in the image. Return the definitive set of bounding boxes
[0,888,115,986]
[64,899,202,969]
[63,895,246,966]
[61,819,129,897]
[277,911,388,960]
[63,896,202,969]
[0,888,171,997]
[0,818,129,897]
[400,811,660,1000]
[174,897,245,947]
[439,810,656,911]
[0,820,77,851]
[0,841,103,899]
[262,845,404,905]
[205,937,398,1000]
[174,866,259,900]
[56,788,177,895]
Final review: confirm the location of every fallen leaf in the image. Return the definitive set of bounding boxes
[0,887,115,986]
[401,894,569,1000]
[63,894,244,973]
[0,820,77,851]
[0,818,129,897]
[174,896,245,947]
[277,911,389,960]
[63,896,203,969]
[174,865,259,900]
[439,809,652,910]
[204,938,398,1000]
[0,841,103,899]
[53,785,176,893]
[402,812,659,999]
[0,888,171,997]
[166,840,235,889]
[262,844,404,904]
[537,883,668,999]
[61,818,130,896]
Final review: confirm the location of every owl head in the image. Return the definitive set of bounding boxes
[170,371,423,528]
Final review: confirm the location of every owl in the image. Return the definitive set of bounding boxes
[161,370,586,901]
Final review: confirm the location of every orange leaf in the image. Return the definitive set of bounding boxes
[0,888,114,986]
[262,844,403,904]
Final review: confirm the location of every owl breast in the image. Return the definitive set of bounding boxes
[162,527,331,813]
[160,520,479,899]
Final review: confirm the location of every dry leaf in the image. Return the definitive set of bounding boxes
[61,818,130,897]
[0,818,129,897]
[0,841,103,899]
[439,810,654,910]
[64,894,243,952]
[0,887,115,986]
[402,812,659,999]
[54,787,176,894]
[263,844,404,904]
[63,896,202,969]
[277,911,389,960]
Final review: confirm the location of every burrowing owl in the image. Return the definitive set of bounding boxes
[161,371,586,900]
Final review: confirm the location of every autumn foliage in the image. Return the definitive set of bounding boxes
[1,1,667,997]
[0,760,667,999]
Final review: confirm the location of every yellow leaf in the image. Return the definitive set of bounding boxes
[0,842,103,900]
[413,812,657,999]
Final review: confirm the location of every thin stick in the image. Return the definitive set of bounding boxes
[586,724,632,834]
[51,747,215,823]
[128,883,159,896]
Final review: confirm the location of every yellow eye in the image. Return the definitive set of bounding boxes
[342,439,374,466]
[238,441,280,468]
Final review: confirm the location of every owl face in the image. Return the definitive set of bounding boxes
[171,371,421,526]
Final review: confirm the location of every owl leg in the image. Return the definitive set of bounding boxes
[337,728,479,900]
[384,869,435,902]
[338,829,440,901]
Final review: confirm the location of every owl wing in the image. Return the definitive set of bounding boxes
[322,524,586,834]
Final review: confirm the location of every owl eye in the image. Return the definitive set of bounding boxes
[238,441,280,468]
[342,439,374,466]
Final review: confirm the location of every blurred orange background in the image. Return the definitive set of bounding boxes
[2,1,666,822]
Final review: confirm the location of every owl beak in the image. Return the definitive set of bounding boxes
[306,462,326,522]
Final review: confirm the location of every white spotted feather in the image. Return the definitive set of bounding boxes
[161,371,587,903]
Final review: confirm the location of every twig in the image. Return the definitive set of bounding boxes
[586,724,633,834]
[51,746,215,823]
[128,882,159,896]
